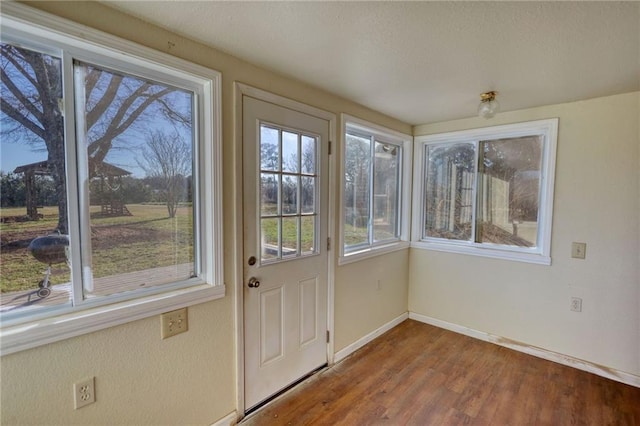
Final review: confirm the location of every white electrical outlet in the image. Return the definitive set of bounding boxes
[161,307,188,339]
[74,377,95,409]
[570,297,582,312]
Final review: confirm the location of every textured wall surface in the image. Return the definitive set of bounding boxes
[411,92,640,376]
[334,249,410,352]
[84,2,640,125]
[1,2,411,425]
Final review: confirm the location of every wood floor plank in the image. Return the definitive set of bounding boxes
[242,320,640,425]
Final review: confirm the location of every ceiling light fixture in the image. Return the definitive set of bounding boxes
[478,91,499,119]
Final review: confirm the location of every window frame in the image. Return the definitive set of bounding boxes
[412,118,558,265]
[0,3,224,355]
[339,114,412,265]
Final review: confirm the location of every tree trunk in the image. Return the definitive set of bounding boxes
[44,101,67,234]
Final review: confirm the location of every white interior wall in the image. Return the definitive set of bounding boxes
[0,2,411,424]
[334,249,409,352]
[410,92,640,376]
[1,2,638,425]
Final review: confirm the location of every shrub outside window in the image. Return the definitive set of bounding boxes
[340,115,411,263]
[0,5,223,354]
[412,119,558,265]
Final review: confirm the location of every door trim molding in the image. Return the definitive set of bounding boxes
[233,83,337,417]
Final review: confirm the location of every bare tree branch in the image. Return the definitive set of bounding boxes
[0,97,44,139]
[85,72,124,128]
[88,87,173,163]
[137,130,191,217]
[0,67,44,124]
[2,40,187,232]
[84,67,101,96]
[0,45,39,89]
[157,97,191,126]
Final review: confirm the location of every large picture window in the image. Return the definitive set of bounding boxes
[340,115,412,263]
[0,6,223,354]
[412,119,558,264]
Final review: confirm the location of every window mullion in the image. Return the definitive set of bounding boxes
[71,59,94,301]
[471,140,480,244]
[60,51,84,306]
[192,94,202,279]
[421,146,429,240]
[395,145,403,238]
[297,134,302,256]
[368,136,375,246]
[278,129,283,259]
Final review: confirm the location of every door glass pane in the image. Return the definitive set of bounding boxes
[261,126,280,171]
[0,43,71,312]
[74,60,195,298]
[259,124,318,262]
[301,135,316,174]
[425,143,475,241]
[282,175,298,214]
[301,177,315,214]
[301,216,316,255]
[344,133,371,249]
[282,131,299,173]
[261,218,279,260]
[477,136,542,247]
[373,141,400,242]
[261,173,279,216]
[281,217,298,257]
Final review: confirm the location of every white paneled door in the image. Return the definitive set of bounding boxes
[243,95,329,411]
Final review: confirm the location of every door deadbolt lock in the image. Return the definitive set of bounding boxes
[248,256,256,266]
[248,277,260,288]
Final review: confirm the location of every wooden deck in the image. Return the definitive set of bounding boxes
[0,263,193,312]
[242,319,640,425]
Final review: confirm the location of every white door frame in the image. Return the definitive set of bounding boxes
[233,83,336,417]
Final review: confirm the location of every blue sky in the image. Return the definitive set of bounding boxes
[1,46,193,179]
[1,141,47,174]
[1,138,147,178]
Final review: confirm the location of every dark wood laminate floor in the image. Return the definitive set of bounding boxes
[242,320,640,425]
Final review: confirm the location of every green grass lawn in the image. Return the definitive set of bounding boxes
[261,215,316,253]
[0,204,193,293]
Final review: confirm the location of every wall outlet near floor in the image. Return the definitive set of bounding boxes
[161,307,188,339]
[570,297,583,312]
[74,377,95,409]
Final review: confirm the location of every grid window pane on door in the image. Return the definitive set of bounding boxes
[259,124,318,262]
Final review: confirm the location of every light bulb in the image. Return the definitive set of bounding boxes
[478,91,499,119]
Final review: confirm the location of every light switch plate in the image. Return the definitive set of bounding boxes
[571,242,586,259]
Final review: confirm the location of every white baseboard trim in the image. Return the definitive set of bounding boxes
[409,312,640,388]
[334,312,409,363]
[210,411,237,426]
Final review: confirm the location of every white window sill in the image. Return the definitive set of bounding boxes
[411,241,551,265]
[0,284,225,356]
[339,241,410,266]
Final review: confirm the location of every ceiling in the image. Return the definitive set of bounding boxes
[102,1,639,126]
